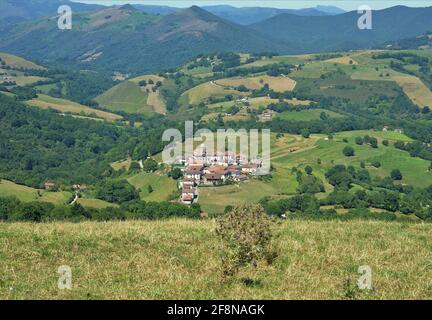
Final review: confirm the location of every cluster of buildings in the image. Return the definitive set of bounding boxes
[179,146,261,205]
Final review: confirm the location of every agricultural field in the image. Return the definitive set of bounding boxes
[198,129,431,213]
[215,75,296,92]
[95,81,152,115]
[392,75,432,108]
[181,82,245,105]
[26,94,122,121]
[0,180,70,204]
[127,171,178,202]
[1,219,432,299]
[275,109,344,121]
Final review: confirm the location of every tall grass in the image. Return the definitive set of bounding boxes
[0,219,431,299]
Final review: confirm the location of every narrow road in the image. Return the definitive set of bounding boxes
[69,193,78,205]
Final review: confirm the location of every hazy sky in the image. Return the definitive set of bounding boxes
[74,1,432,10]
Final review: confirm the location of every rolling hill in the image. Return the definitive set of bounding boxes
[251,5,432,53]
[2,4,432,73]
[0,0,102,25]
[0,5,289,73]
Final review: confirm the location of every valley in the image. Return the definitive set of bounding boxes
[1,1,432,301]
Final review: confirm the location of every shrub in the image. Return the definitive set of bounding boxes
[216,204,277,278]
[371,161,381,168]
[343,146,355,157]
[391,169,403,180]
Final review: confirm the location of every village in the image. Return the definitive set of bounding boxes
[178,145,262,205]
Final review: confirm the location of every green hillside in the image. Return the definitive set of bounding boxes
[95,81,153,115]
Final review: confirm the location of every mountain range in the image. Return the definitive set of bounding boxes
[0,0,102,25]
[1,2,432,73]
[133,4,346,25]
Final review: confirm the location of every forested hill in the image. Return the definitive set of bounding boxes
[0,5,289,74]
[2,4,432,73]
[0,94,168,188]
[0,0,102,25]
[250,5,432,52]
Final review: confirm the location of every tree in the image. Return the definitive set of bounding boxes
[129,161,141,173]
[301,128,310,138]
[143,158,158,173]
[168,167,183,180]
[305,165,313,175]
[371,161,381,168]
[382,140,389,146]
[343,146,355,157]
[391,169,403,180]
[355,136,364,145]
[148,185,153,193]
[216,204,277,277]
[95,179,139,204]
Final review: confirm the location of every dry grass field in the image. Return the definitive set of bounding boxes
[26,94,122,121]
[183,82,245,105]
[325,56,358,65]
[216,76,296,92]
[392,75,432,108]
[0,219,431,299]
[0,52,45,70]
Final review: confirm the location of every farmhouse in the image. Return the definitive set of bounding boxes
[184,164,204,181]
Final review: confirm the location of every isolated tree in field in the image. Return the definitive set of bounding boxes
[216,204,277,278]
[382,140,389,146]
[301,128,310,138]
[148,185,153,194]
[355,136,364,145]
[391,169,403,180]
[343,146,355,157]
[305,165,313,175]
[372,161,381,168]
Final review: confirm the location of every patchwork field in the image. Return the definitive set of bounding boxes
[198,130,430,213]
[182,82,245,105]
[26,94,122,121]
[1,219,432,299]
[215,75,296,92]
[275,109,344,121]
[325,56,358,65]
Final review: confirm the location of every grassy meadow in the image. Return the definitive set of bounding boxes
[1,219,432,299]
[95,81,154,115]
[26,94,122,121]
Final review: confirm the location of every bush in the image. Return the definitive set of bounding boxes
[343,146,355,157]
[216,204,277,277]
[371,161,381,168]
[391,169,403,180]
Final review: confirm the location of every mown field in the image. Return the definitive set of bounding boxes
[1,219,431,299]
[26,94,122,122]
